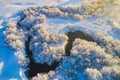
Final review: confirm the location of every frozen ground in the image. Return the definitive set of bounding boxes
[0,0,120,80]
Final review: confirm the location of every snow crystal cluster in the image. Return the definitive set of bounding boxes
[3,22,30,67]
[4,22,26,50]
[19,13,46,30]
[3,0,120,80]
[30,24,68,65]
[30,36,120,80]
[93,33,120,57]
[21,0,115,21]
[54,39,120,80]
[32,71,55,80]
[15,50,30,67]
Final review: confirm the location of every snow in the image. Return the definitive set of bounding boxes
[0,27,20,79]
[29,24,68,65]
[0,62,4,74]
[19,68,28,80]
[54,38,120,80]
[0,0,120,80]
[0,0,61,17]
[0,1,67,79]
[15,49,30,67]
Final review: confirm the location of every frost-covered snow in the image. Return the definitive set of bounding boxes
[30,24,68,65]
[0,27,21,79]
[0,0,68,79]
[0,0,120,80]
[53,38,120,80]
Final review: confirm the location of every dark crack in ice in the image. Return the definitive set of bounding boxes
[25,36,59,78]
[65,31,94,56]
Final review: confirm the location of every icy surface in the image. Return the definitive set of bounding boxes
[0,0,120,80]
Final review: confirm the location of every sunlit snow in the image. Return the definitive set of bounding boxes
[0,0,120,80]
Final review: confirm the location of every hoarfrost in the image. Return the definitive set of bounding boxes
[3,0,120,79]
[54,39,120,80]
[30,24,68,65]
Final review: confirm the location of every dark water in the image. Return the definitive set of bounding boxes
[25,31,94,78]
[65,31,94,56]
[25,36,59,78]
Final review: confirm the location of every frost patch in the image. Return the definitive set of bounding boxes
[54,39,120,80]
[3,0,120,79]
[30,24,68,64]
[93,33,120,57]
[15,50,30,67]
[4,22,26,50]
[32,71,55,80]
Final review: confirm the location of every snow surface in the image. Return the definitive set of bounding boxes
[0,0,61,80]
[0,62,4,74]
[0,0,120,80]
[0,0,68,79]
